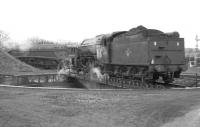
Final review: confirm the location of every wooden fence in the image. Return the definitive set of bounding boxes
[0,73,67,86]
[176,73,200,87]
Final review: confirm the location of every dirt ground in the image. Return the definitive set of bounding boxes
[1,86,200,127]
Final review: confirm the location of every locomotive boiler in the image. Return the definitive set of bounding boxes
[71,26,185,86]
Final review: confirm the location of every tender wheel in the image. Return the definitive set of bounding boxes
[153,73,159,80]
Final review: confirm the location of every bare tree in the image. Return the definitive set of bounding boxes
[0,30,10,48]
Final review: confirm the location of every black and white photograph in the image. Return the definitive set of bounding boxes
[0,0,200,126]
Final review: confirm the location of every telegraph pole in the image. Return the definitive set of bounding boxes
[195,35,200,85]
[195,35,200,52]
[195,35,200,67]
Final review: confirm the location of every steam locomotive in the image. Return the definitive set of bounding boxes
[68,26,185,85]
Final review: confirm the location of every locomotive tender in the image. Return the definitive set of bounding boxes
[73,26,185,84]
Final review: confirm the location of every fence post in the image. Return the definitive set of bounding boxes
[196,73,198,87]
[16,76,19,85]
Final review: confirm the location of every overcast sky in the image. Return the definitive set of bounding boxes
[0,0,200,48]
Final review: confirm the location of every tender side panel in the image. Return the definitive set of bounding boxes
[110,36,149,65]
